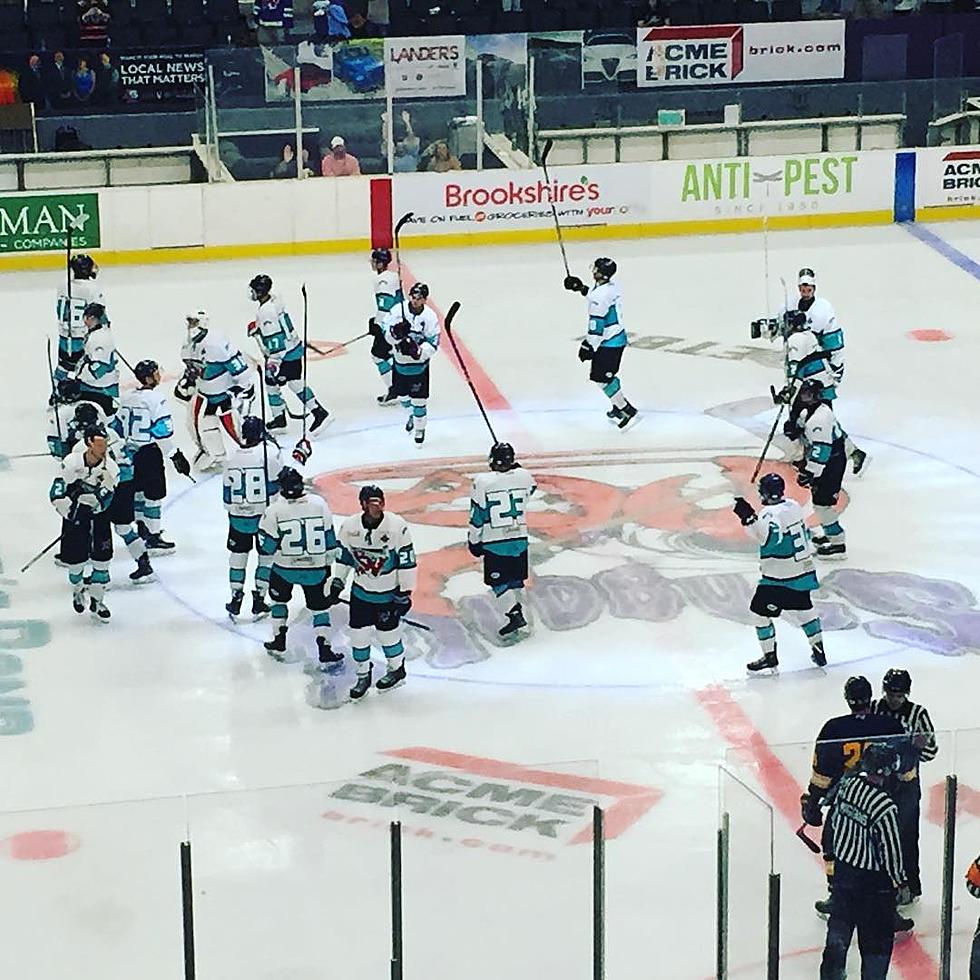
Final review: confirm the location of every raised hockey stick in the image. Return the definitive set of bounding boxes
[795,824,821,854]
[337,596,431,632]
[20,534,61,574]
[301,282,309,441]
[441,302,498,444]
[393,212,414,322]
[541,139,571,279]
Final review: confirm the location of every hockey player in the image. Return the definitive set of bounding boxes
[367,248,402,406]
[792,268,869,476]
[873,669,938,904]
[382,282,440,447]
[119,360,191,554]
[733,472,826,672]
[73,303,118,416]
[257,466,342,670]
[328,485,416,699]
[49,426,119,622]
[55,254,103,380]
[222,416,284,621]
[800,675,911,923]
[783,379,847,560]
[563,257,638,430]
[247,274,330,434]
[468,442,536,638]
[179,311,250,471]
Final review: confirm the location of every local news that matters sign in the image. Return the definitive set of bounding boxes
[384,35,465,98]
[915,146,980,209]
[0,193,100,254]
[637,20,844,86]
[118,51,206,102]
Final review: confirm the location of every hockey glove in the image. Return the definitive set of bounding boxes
[292,438,312,466]
[393,591,413,618]
[71,501,94,526]
[967,855,980,898]
[783,419,803,442]
[577,341,595,363]
[563,275,587,295]
[468,540,483,558]
[53,496,72,520]
[368,316,382,338]
[246,320,258,336]
[398,337,421,360]
[796,470,814,488]
[772,384,793,406]
[783,309,807,331]
[265,359,284,386]
[800,793,823,827]
[171,450,191,477]
[324,578,345,608]
[732,496,757,525]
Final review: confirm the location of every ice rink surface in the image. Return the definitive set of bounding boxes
[1,221,980,978]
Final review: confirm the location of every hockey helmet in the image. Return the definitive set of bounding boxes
[359,484,385,508]
[83,302,106,324]
[82,423,107,444]
[844,675,873,709]
[798,267,817,287]
[882,668,912,695]
[489,442,517,473]
[798,378,825,404]
[371,247,392,267]
[240,416,265,448]
[249,274,273,300]
[593,257,617,281]
[73,403,100,428]
[57,377,81,403]
[408,282,429,301]
[277,466,305,499]
[861,742,900,777]
[135,359,159,384]
[70,254,96,279]
[758,472,785,505]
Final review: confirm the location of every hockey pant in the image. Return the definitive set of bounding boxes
[752,608,823,656]
[191,394,239,464]
[267,359,321,419]
[348,595,405,677]
[63,510,112,601]
[819,868,895,980]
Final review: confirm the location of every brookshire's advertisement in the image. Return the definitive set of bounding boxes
[392,165,652,233]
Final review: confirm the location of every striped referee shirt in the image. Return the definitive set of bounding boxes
[873,697,938,778]
[829,773,905,886]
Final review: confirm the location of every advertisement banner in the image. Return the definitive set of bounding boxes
[0,193,100,254]
[263,40,385,102]
[391,165,652,235]
[915,146,980,210]
[637,20,844,86]
[118,51,205,103]
[384,35,465,98]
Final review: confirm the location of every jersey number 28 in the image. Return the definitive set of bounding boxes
[225,467,267,505]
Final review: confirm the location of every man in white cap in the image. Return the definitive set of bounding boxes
[321,135,361,176]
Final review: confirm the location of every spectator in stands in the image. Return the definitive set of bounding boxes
[94,52,120,106]
[18,54,47,109]
[254,0,293,44]
[73,58,96,104]
[349,9,381,37]
[321,135,361,176]
[392,110,420,173]
[271,143,313,178]
[313,0,351,39]
[78,0,111,44]
[426,141,461,173]
[45,52,73,110]
[636,0,666,26]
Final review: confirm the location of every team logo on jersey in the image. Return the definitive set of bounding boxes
[352,549,387,576]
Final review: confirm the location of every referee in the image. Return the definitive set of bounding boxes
[819,742,907,980]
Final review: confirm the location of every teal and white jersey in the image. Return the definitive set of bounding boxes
[745,498,818,593]
[77,325,119,402]
[56,279,103,355]
[223,443,284,528]
[375,270,402,317]
[50,446,119,516]
[47,400,107,459]
[335,511,416,603]
[802,296,843,372]
[585,280,626,351]
[786,330,836,399]
[187,333,250,406]
[468,467,537,557]
[801,403,845,478]
[253,294,302,362]
[105,415,135,482]
[382,305,440,376]
[258,493,339,584]
[119,386,177,458]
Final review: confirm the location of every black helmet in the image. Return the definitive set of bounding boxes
[409,282,429,300]
[249,274,273,298]
[489,442,517,472]
[240,416,265,448]
[134,359,158,384]
[359,485,385,507]
[862,742,899,777]
[882,668,911,695]
[70,254,96,279]
[82,424,107,443]
[758,472,784,505]
[371,248,392,266]
[83,302,106,323]
[593,257,617,280]
[844,675,873,709]
[277,466,305,499]
[73,403,99,427]
[798,378,824,402]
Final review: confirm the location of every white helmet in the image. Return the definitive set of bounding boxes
[186,309,209,332]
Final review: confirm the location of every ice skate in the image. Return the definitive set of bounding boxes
[89,596,110,623]
[376,663,406,692]
[810,641,827,668]
[617,404,639,431]
[851,447,871,478]
[251,590,270,620]
[349,667,373,701]
[129,553,154,584]
[264,627,288,661]
[747,652,779,673]
[499,603,528,638]
[816,541,847,561]
[308,405,332,436]
[225,590,244,619]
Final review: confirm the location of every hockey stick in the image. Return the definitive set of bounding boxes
[796,824,821,854]
[20,534,61,574]
[749,395,792,485]
[337,596,431,632]
[305,330,371,357]
[46,338,64,448]
[393,212,414,322]
[441,302,498,444]
[540,139,570,279]
[301,282,309,441]
[257,354,270,505]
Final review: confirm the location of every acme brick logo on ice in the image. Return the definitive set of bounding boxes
[325,747,661,847]
[641,25,743,83]
[941,150,980,190]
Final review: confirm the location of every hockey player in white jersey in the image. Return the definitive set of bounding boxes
[368,248,402,406]
[564,257,639,430]
[328,485,416,699]
[258,466,343,671]
[733,472,826,673]
[72,302,119,416]
[55,254,103,380]
[382,282,440,446]
[178,311,250,471]
[119,360,191,555]
[468,442,536,638]
[247,274,331,435]
[783,379,848,560]
[222,416,284,621]
[49,427,119,622]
